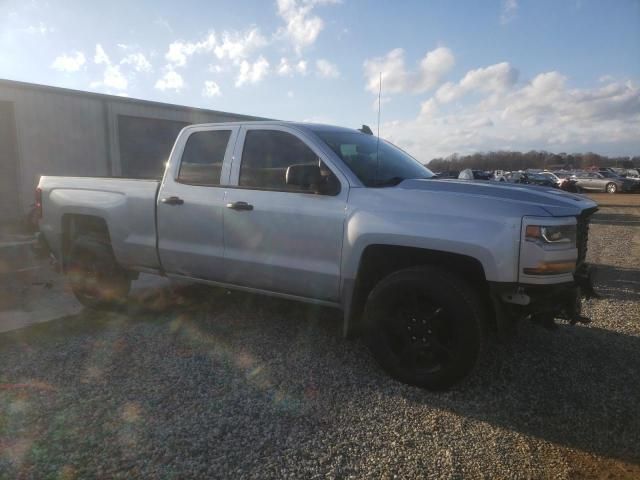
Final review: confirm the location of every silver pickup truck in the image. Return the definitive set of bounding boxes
[36,121,598,389]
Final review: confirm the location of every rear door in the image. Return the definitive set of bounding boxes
[157,125,238,280]
[223,125,348,302]
[575,173,592,190]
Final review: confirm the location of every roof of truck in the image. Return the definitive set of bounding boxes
[186,120,364,135]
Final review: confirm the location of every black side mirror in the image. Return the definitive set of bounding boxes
[286,163,340,195]
[286,163,322,188]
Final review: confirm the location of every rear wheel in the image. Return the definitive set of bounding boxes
[363,266,485,390]
[67,235,131,309]
[606,182,617,194]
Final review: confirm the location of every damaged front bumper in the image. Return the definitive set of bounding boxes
[489,263,597,332]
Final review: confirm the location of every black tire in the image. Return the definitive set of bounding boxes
[606,182,617,194]
[363,266,485,390]
[67,235,131,309]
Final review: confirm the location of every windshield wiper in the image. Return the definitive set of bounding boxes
[372,176,435,187]
[372,176,405,187]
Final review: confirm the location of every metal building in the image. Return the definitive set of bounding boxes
[0,79,263,224]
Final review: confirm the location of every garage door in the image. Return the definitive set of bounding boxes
[0,101,20,224]
[117,115,189,179]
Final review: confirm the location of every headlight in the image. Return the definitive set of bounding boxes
[525,224,576,245]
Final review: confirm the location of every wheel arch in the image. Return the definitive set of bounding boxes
[342,244,493,338]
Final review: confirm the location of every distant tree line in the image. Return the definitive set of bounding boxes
[427,151,640,173]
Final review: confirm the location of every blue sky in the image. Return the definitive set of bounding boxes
[1,0,638,161]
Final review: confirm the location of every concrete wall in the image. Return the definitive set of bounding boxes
[0,79,262,221]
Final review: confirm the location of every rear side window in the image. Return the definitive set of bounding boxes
[239,130,319,191]
[177,130,231,185]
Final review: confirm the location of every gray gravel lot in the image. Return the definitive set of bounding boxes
[1,195,639,479]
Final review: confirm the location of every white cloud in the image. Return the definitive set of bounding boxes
[90,44,128,91]
[316,59,339,78]
[235,56,270,87]
[277,58,308,76]
[155,70,185,91]
[94,44,110,65]
[103,65,128,90]
[500,0,518,24]
[165,33,216,67]
[276,0,340,53]
[296,60,308,75]
[364,47,455,95]
[163,28,266,70]
[382,71,640,163]
[277,58,293,76]
[203,80,222,97]
[419,98,439,119]
[214,28,267,63]
[436,62,518,103]
[121,52,152,72]
[51,51,86,72]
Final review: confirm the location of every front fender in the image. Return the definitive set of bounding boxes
[341,209,521,284]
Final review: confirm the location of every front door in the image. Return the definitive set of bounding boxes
[157,126,238,280]
[223,126,348,302]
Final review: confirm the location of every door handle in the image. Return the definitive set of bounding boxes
[161,196,184,205]
[226,201,253,211]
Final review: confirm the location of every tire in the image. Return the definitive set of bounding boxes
[67,235,131,309]
[606,182,617,194]
[363,266,485,390]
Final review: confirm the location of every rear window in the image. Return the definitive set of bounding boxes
[177,130,232,185]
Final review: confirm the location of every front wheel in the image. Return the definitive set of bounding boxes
[363,266,485,390]
[67,235,131,309]
[606,182,618,194]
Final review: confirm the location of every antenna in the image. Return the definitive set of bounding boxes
[375,72,382,185]
[377,71,382,139]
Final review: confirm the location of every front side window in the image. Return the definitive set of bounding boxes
[177,130,231,185]
[315,131,434,187]
[239,129,334,192]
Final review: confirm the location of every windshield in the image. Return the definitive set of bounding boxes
[315,131,434,186]
[530,173,548,180]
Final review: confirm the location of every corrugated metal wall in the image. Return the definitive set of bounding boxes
[0,80,261,221]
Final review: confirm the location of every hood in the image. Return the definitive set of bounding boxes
[399,178,597,217]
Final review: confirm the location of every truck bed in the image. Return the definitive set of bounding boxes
[38,176,161,272]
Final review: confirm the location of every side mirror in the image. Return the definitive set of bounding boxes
[286,163,340,195]
[286,163,322,188]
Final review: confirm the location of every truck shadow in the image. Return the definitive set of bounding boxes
[104,283,640,465]
[590,212,640,226]
[591,264,640,301]
[2,281,638,468]
[405,322,640,465]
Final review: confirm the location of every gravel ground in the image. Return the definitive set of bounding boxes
[1,195,639,479]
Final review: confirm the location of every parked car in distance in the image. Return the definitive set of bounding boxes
[525,172,558,188]
[540,171,562,187]
[36,120,599,390]
[571,171,634,193]
[434,170,460,179]
[458,169,492,180]
[551,172,580,192]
